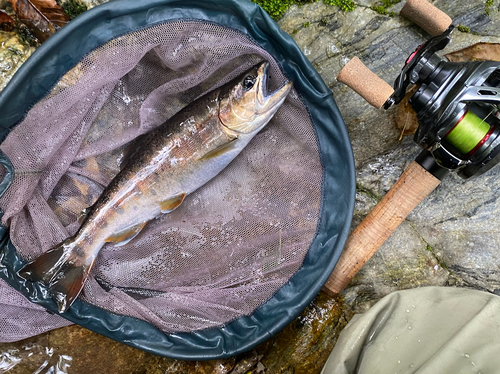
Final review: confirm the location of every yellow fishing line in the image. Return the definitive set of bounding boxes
[445,111,490,154]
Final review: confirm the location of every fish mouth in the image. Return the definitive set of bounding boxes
[256,61,269,106]
[256,61,293,114]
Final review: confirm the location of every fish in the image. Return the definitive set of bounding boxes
[18,61,293,313]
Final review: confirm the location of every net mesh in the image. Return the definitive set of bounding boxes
[0,21,323,339]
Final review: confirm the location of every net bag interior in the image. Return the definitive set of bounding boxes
[0,0,355,359]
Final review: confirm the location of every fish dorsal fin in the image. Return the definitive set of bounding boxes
[105,221,147,247]
[159,192,187,213]
[120,144,139,170]
[199,139,238,161]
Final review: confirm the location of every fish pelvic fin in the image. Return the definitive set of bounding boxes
[105,221,148,247]
[17,238,94,313]
[159,192,187,213]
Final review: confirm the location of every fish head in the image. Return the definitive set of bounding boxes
[218,61,293,134]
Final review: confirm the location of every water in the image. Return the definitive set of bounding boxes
[0,344,72,374]
[0,350,22,373]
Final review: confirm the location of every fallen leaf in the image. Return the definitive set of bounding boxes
[445,42,500,62]
[0,11,16,31]
[396,85,419,139]
[9,0,70,42]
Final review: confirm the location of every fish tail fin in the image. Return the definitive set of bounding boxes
[18,238,95,313]
[49,261,95,313]
[18,243,70,284]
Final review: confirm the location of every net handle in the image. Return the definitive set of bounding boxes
[0,150,14,200]
[323,161,441,295]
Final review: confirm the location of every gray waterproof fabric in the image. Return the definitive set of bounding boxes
[322,287,500,374]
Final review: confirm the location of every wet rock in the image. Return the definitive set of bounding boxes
[410,167,500,293]
[0,28,35,91]
[279,1,413,166]
[0,324,238,374]
[255,293,353,373]
[0,0,38,89]
[0,326,150,374]
[280,0,500,313]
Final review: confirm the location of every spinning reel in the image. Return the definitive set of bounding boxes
[385,26,500,179]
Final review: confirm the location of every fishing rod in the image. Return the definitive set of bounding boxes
[324,0,500,295]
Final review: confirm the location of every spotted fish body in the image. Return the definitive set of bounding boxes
[18,61,292,312]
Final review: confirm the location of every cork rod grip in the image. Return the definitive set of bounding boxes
[323,161,441,296]
[337,57,394,109]
[400,0,452,37]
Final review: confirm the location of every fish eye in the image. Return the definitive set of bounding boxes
[243,75,257,90]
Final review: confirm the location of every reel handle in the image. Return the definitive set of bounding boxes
[400,0,452,37]
[323,161,441,296]
[336,57,394,109]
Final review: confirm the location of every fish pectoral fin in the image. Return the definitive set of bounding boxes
[159,192,187,213]
[105,221,148,247]
[199,139,238,161]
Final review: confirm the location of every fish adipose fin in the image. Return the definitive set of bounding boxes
[199,139,238,161]
[17,239,95,313]
[159,192,187,213]
[105,221,148,247]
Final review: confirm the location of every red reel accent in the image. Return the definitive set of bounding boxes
[405,44,423,66]
[468,126,495,156]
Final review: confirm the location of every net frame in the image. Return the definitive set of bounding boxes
[0,0,355,360]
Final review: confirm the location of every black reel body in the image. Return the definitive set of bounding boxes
[385,26,500,179]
